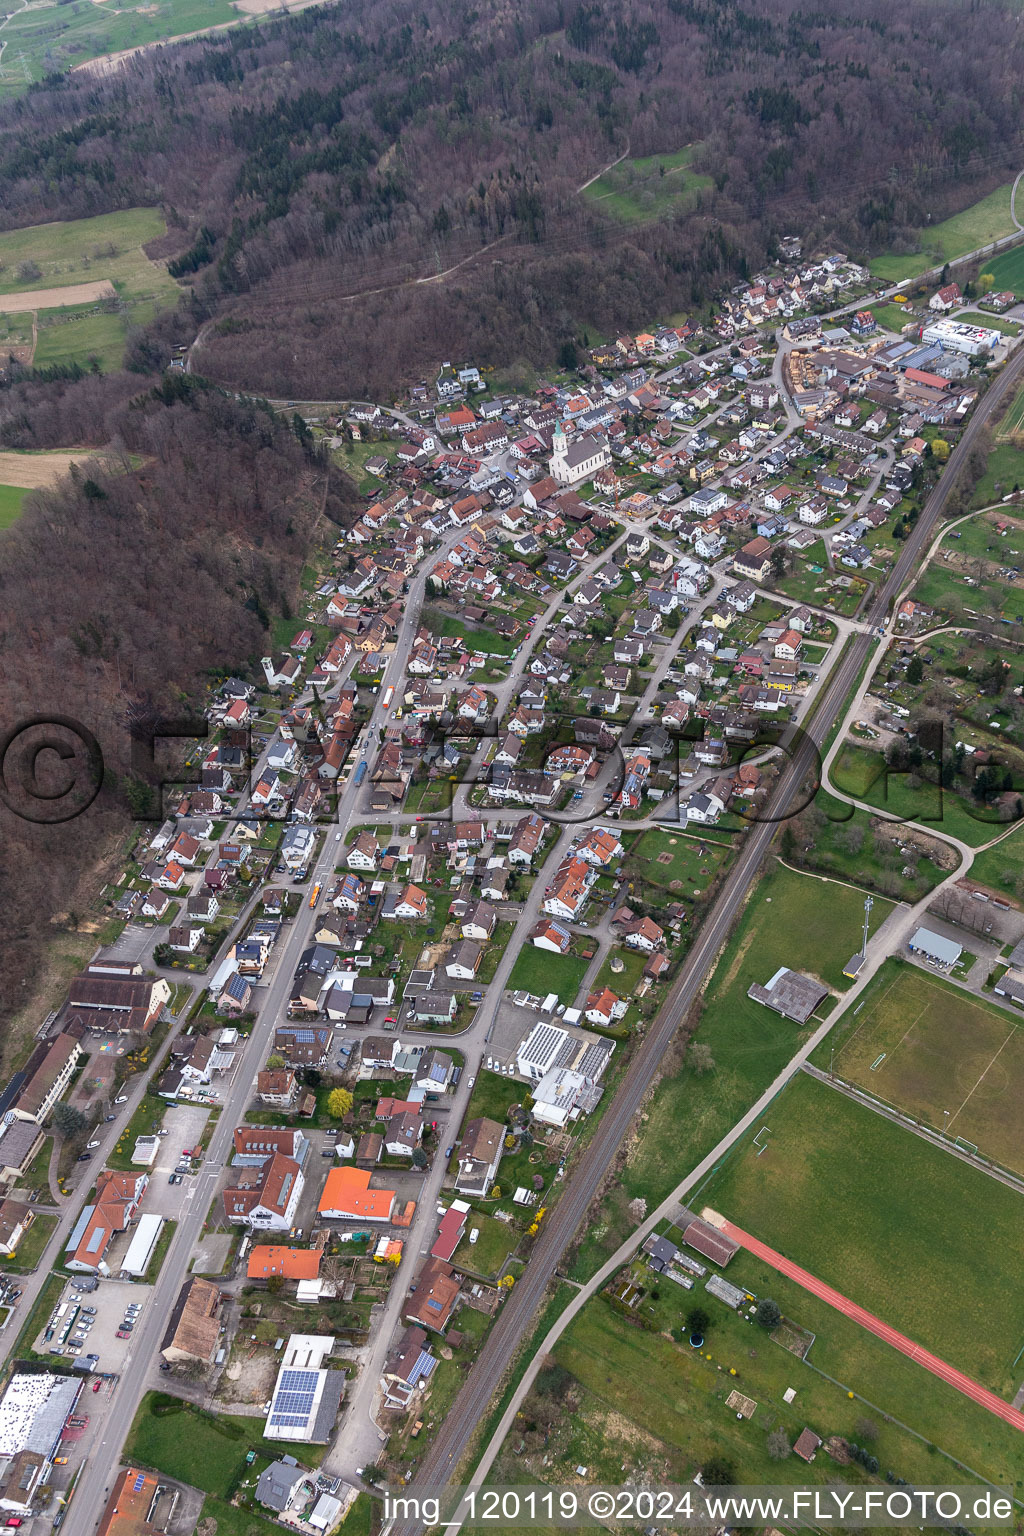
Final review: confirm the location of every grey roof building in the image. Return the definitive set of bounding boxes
[256,1457,307,1513]
[747,966,828,1024]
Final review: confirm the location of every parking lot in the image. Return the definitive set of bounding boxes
[33,1275,154,1376]
[141,1102,213,1220]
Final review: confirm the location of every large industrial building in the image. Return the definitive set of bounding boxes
[0,1372,81,1513]
[921,319,1003,357]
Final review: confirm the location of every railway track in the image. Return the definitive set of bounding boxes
[387,339,1024,1532]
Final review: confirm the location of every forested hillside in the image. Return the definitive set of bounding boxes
[0,0,1021,395]
[0,375,346,1049]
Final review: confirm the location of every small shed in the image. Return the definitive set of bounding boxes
[793,1427,822,1462]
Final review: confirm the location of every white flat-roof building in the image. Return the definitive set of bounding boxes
[120,1213,164,1277]
[132,1135,160,1167]
[908,926,962,969]
[0,1373,81,1512]
[921,319,1002,357]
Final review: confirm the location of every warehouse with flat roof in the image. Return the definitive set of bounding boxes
[908,926,962,970]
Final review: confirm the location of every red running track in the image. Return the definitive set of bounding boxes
[721,1220,1024,1434]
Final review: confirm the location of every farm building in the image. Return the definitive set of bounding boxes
[747,967,828,1024]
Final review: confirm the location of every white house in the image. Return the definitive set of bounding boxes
[683,791,726,824]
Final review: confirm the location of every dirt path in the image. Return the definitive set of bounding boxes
[47,1137,66,1205]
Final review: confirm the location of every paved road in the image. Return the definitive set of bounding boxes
[61,523,473,1534]
[385,335,1024,1535]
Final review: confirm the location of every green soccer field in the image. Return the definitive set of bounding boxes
[703,1072,1024,1394]
[822,959,1024,1174]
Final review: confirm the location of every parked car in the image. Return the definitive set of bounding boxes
[76,1154,92,1163]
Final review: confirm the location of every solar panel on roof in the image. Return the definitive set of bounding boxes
[133,1473,146,1492]
[268,1368,319,1426]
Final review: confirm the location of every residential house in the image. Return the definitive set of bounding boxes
[222,1154,304,1230]
[455,1118,503,1198]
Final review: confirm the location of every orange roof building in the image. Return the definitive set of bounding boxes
[96,1466,161,1536]
[392,1200,417,1228]
[247,1245,323,1281]
[318,1165,396,1223]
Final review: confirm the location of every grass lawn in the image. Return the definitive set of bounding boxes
[5,1212,58,1274]
[453,1210,521,1279]
[813,957,1024,1175]
[981,241,1024,296]
[0,483,27,528]
[869,183,1020,283]
[703,1071,1024,1394]
[623,826,733,895]
[145,1218,178,1279]
[0,209,179,368]
[0,0,238,96]
[958,310,1022,337]
[196,1497,284,1536]
[908,560,997,623]
[331,438,398,495]
[11,1271,65,1362]
[947,506,1024,563]
[427,611,518,656]
[829,742,1007,844]
[773,562,868,617]
[570,863,891,1280]
[869,302,915,333]
[506,945,591,1005]
[15,1135,53,1197]
[971,441,1024,509]
[969,820,1024,897]
[581,145,713,225]
[127,1394,320,1496]
[107,1093,179,1170]
[541,1262,1024,1495]
[588,944,648,1000]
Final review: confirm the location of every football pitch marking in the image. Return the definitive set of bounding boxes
[947,1023,1019,1132]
